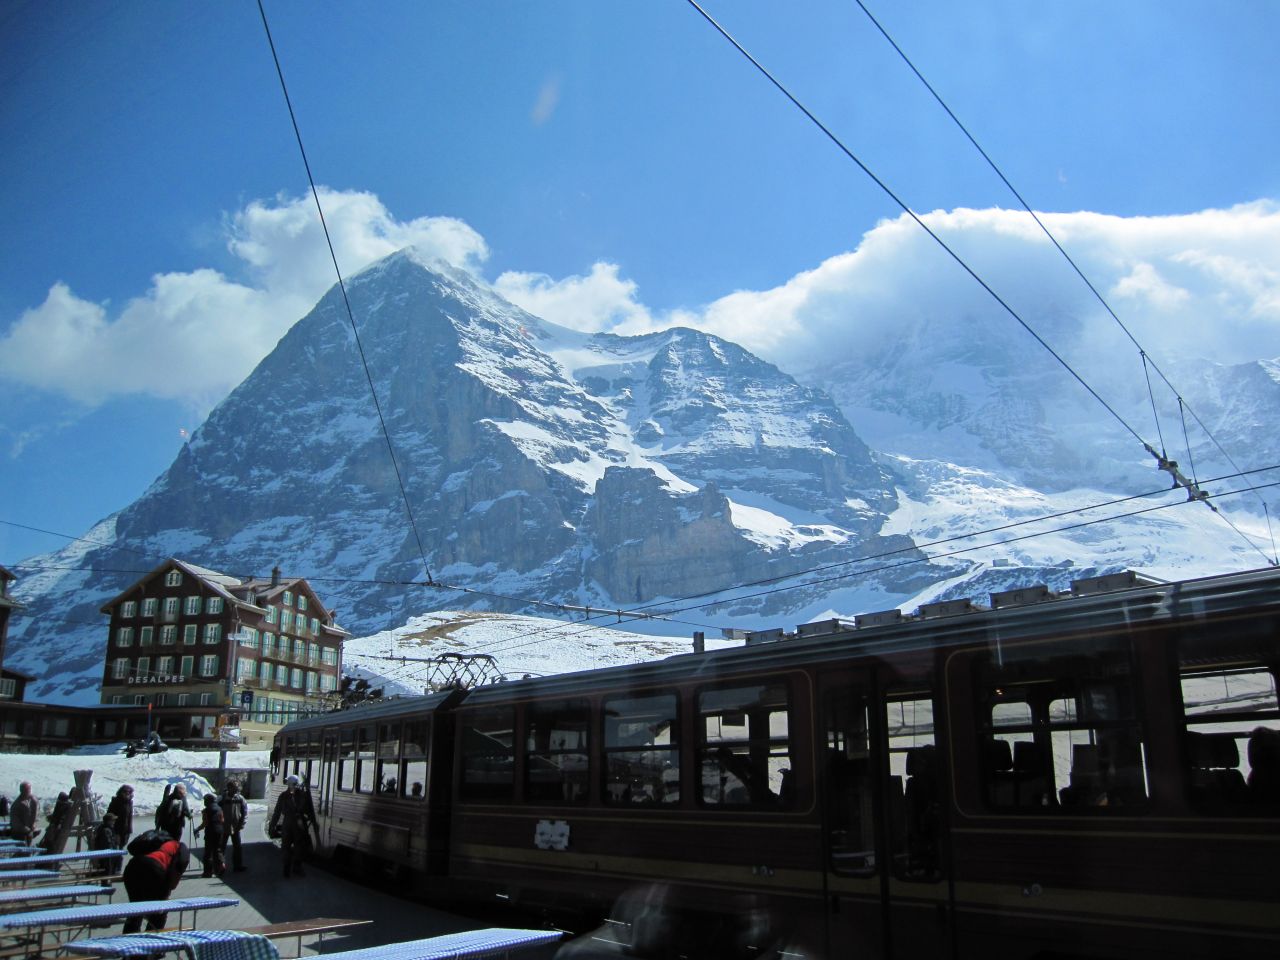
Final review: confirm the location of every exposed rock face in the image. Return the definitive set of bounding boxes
[9,249,923,701]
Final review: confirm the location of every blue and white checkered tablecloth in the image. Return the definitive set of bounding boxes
[0,895,238,930]
[0,883,113,905]
[0,845,45,856]
[0,848,125,869]
[321,928,564,960]
[0,869,60,883]
[63,929,280,959]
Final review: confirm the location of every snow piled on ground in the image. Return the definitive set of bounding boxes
[343,610,730,695]
[0,747,271,819]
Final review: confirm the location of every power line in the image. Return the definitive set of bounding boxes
[686,0,1146,449]
[484,476,1280,662]
[11,463,1279,662]
[479,462,1280,657]
[255,0,434,586]
[850,0,1276,562]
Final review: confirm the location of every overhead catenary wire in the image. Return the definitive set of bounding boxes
[685,0,1147,452]
[483,475,1280,662]
[8,463,1280,662]
[849,0,1275,561]
[255,0,435,586]
[473,463,1280,659]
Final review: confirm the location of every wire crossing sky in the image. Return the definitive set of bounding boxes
[2,1,1279,566]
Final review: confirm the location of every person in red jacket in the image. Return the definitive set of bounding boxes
[121,838,190,933]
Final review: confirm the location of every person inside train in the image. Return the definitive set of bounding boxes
[1247,726,1280,804]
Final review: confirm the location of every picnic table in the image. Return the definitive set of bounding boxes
[0,850,124,870]
[61,927,562,960]
[0,870,61,885]
[0,885,114,911]
[0,846,44,857]
[61,929,278,959]
[319,928,565,960]
[0,895,238,952]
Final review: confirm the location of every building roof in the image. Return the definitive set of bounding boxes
[97,558,347,634]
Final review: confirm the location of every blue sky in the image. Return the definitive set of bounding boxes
[3,0,1279,564]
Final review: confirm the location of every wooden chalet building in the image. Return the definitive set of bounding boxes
[99,558,348,748]
[0,565,32,702]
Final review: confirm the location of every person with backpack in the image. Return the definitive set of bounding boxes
[193,794,226,878]
[92,813,121,875]
[269,774,316,878]
[107,785,135,850]
[155,783,192,840]
[39,791,71,850]
[219,780,248,872]
[121,834,189,933]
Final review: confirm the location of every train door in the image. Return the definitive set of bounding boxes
[318,730,338,847]
[881,682,951,959]
[819,673,886,959]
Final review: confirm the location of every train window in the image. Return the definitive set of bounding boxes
[884,692,940,881]
[698,683,793,808]
[976,645,1149,813]
[602,693,679,806]
[377,722,401,795]
[825,690,875,876]
[1179,661,1279,813]
[356,724,376,793]
[337,728,355,791]
[401,719,429,800]
[526,699,590,805]
[460,706,515,802]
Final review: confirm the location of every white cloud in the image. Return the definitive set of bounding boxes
[0,189,488,411]
[530,75,561,126]
[687,201,1280,375]
[494,262,664,334]
[5,192,1279,420]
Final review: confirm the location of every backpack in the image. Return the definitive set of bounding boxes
[127,828,171,857]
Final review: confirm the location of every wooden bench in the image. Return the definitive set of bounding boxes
[239,916,373,956]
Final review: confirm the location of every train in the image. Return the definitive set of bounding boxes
[269,565,1280,959]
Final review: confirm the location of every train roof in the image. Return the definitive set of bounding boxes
[276,688,463,736]
[276,565,1280,734]
[459,564,1280,705]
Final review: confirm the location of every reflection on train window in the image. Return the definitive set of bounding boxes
[977,644,1148,812]
[1179,655,1280,814]
[356,724,376,793]
[460,706,515,802]
[825,690,875,875]
[884,692,940,881]
[337,728,354,792]
[401,720,429,800]
[698,682,792,808]
[526,699,590,804]
[377,722,401,795]
[602,693,679,806]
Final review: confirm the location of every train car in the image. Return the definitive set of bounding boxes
[271,566,1280,959]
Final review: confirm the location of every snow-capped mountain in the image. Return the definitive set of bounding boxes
[8,249,932,702]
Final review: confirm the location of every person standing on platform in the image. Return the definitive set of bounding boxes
[10,782,37,844]
[155,783,192,841]
[107,785,135,850]
[194,794,226,878]
[92,813,121,875]
[219,780,248,872]
[269,774,316,878]
[121,837,190,933]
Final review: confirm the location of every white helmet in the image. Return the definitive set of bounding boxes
[284,774,301,786]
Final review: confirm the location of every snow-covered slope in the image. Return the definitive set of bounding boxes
[7,249,926,702]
